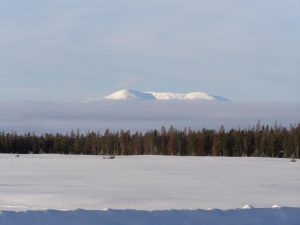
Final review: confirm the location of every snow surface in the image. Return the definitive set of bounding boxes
[0,155,299,224]
[0,208,300,225]
[103,89,228,101]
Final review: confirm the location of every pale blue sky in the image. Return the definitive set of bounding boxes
[0,0,299,101]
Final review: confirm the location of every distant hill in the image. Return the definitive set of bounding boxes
[103,89,228,101]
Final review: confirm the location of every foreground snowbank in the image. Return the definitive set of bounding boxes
[0,207,299,225]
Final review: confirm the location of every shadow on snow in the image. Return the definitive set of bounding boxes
[0,207,299,225]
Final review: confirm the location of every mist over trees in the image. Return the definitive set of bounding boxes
[0,101,299,134]
[0,122,299,158]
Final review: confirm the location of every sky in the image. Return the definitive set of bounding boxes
[0,0,299,102]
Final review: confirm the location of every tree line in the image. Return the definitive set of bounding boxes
[0,122,299,158]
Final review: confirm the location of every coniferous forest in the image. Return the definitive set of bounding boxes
[0,122,299,158]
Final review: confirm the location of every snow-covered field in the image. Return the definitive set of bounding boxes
[0,154,299,224]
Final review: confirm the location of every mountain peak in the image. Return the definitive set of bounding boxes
[104,89,156,100]
[103,89,228,101]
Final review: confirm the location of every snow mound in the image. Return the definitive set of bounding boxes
[103,89,228,101]
[242,204,254,209]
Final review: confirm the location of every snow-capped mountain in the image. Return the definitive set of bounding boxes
[104,89,156,100]
[104,89,228,101]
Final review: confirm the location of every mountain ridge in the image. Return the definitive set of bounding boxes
[103,89,228,101]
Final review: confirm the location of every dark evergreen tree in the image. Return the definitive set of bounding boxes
[0,123,298,158]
